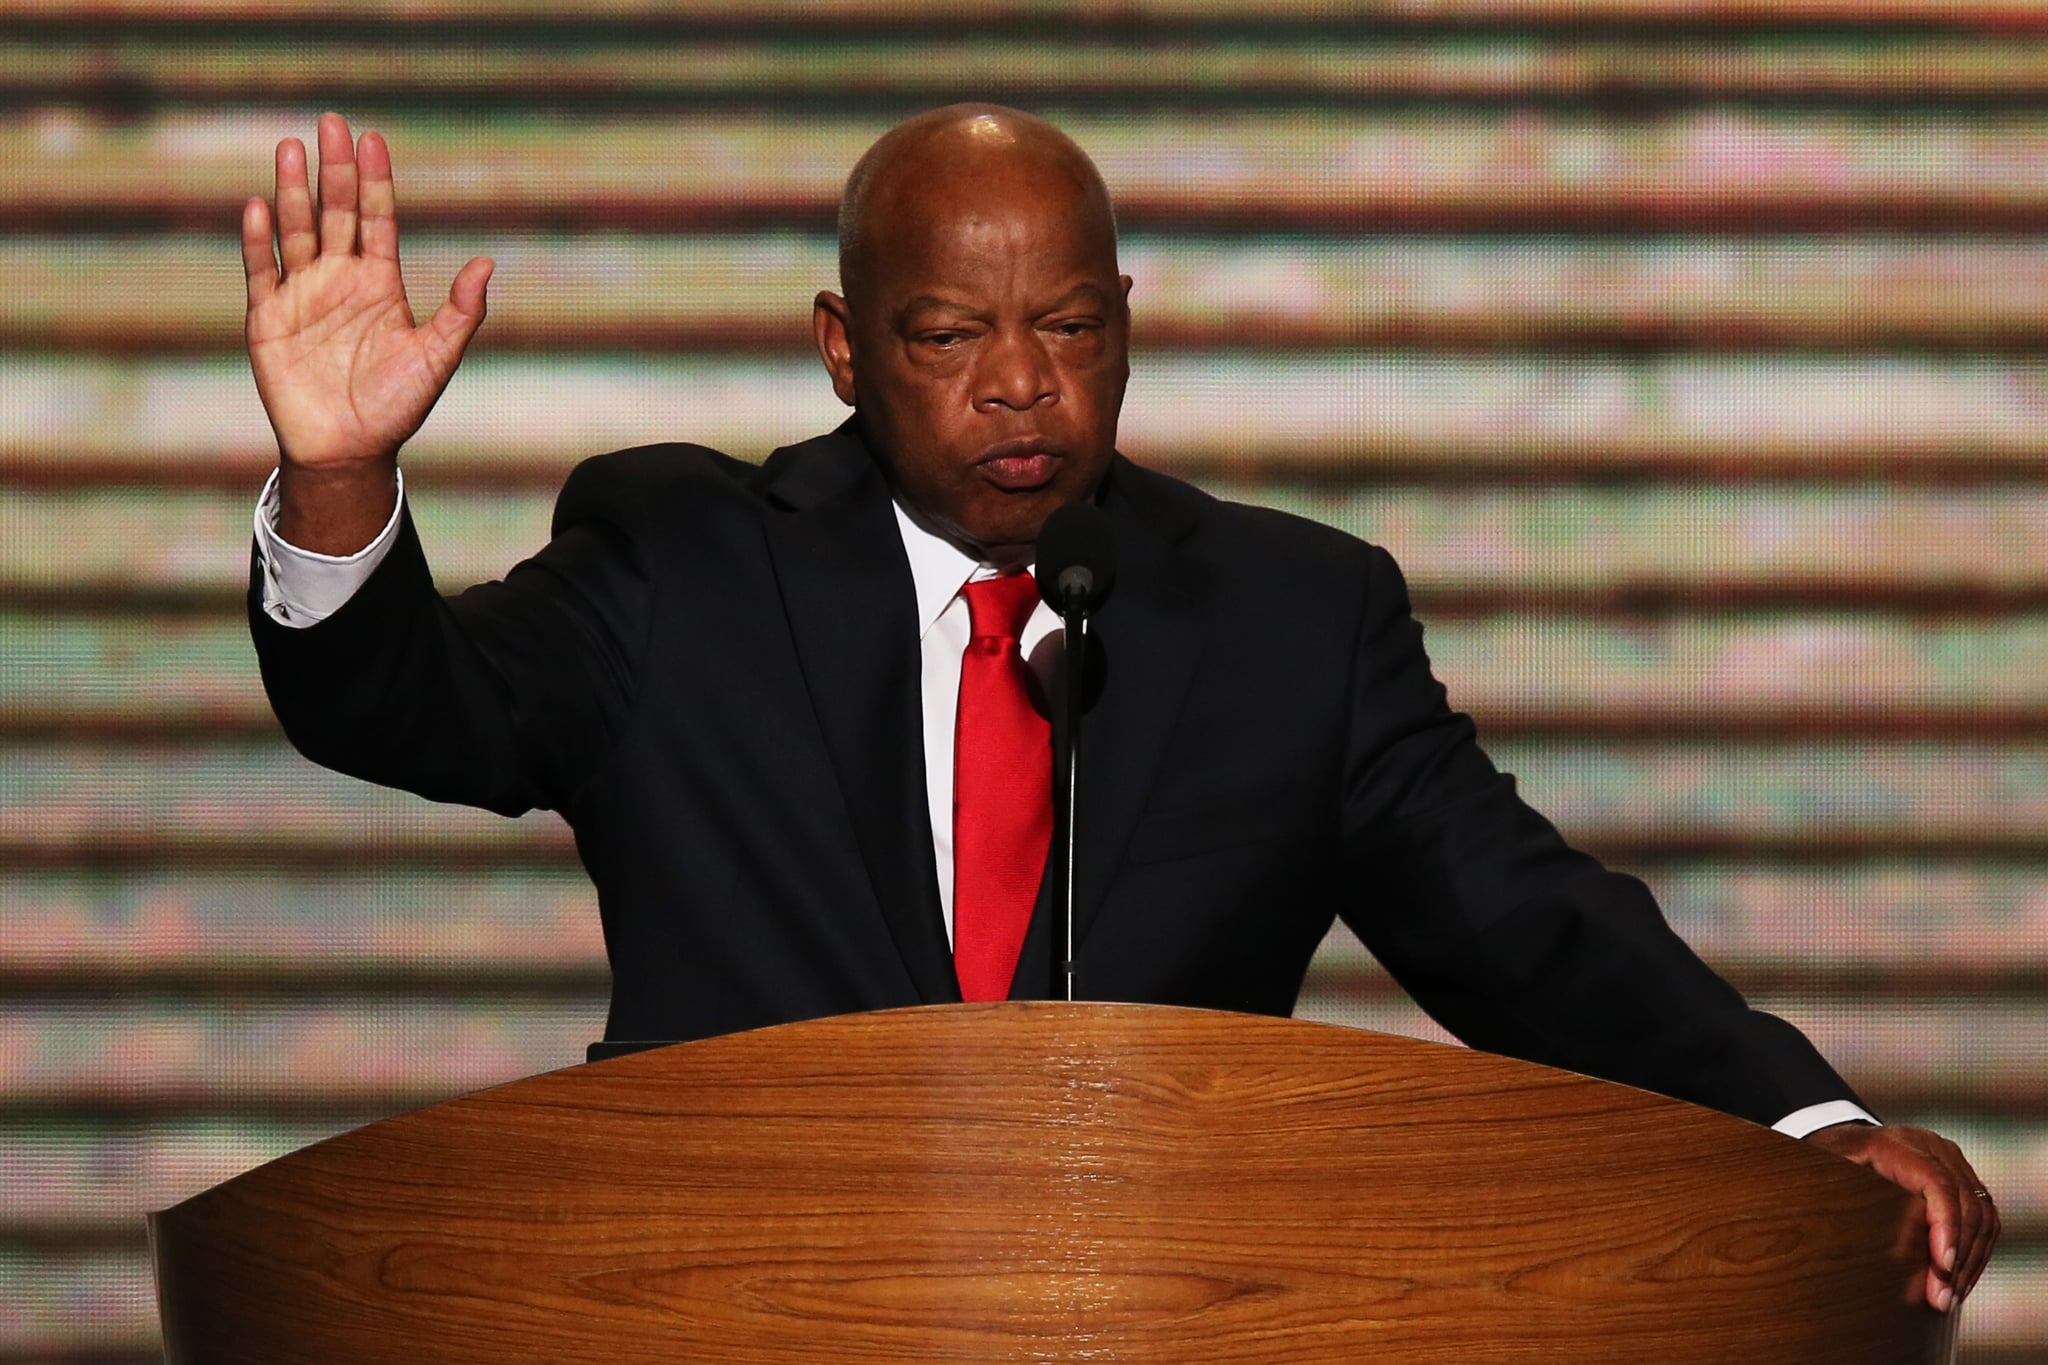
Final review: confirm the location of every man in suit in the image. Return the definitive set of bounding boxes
[241,105,1996,1307]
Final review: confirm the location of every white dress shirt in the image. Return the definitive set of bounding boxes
[252,471,1874,1137]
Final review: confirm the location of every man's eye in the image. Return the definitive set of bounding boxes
[921,332,963,347]
[1052,320,1098,336]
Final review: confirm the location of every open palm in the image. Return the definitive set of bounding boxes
[243,113,492,473]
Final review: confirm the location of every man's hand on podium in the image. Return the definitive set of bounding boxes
[242,112,493,555]
[1806,1120,1998,1312]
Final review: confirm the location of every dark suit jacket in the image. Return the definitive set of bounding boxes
[251,422,1864,1127]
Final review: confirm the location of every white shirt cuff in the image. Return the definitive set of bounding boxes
[1773,1099,1882,1138]
[253,467,406,629]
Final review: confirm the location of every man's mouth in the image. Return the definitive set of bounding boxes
[977,438,1065,491]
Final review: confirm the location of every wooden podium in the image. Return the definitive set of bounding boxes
[151,1003,1949,1362]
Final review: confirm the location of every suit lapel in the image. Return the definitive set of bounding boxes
[1010,456,1210,999]
[758,426,962,1005]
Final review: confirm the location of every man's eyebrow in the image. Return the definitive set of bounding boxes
[896,294,977,319]
[1043,283,1111,310]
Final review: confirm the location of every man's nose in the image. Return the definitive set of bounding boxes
[973,328,1056,411]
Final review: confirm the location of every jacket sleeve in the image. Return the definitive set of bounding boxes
[248,455,653,817]
[1333,543,1867,1128]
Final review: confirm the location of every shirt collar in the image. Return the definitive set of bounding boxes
[892,498,1032,640]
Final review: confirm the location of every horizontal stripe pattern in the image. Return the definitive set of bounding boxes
[10,0,2048,28]
[20,36,2048,103]
[14,486,2048,601]
[9,739,2048,851]
[15,110,2048,229]
[5,866,2043,983]
[20,233,2048,353]
[0,872,607,979]
[14,355,2048,478]
[16,611,2048,729]
[0,999,606,1109]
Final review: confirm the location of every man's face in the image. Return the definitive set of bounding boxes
[816,159,1132,563]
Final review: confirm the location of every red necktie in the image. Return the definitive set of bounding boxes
[952,573,1052,1001]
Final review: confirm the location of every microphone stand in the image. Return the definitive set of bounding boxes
[1034,498,1113,1005]
[1049,588,1091,1003]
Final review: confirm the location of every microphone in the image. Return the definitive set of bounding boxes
[1035,500,1116,614]
[1033,501,1115,1003]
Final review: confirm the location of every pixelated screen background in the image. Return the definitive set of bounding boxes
[2,2,2045,1357]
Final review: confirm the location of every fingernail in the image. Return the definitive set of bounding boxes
[1943,1244,1957,1272]
[1937,1285,1955,1312]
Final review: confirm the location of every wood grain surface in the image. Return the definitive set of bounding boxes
[151,1002,1946,1363]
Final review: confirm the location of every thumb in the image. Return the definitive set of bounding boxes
[423,255,494,369]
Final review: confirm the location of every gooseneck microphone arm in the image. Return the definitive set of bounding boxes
[1034,503,1116,1003]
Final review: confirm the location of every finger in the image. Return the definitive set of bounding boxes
[356,130,400,264]
[1925,1265,1951,1313]
[1910,1144,1988,1311]
[1926,1136,2001,1300]
[316,112,359,257]
[1925,1178,1962,1275]
[1957,1199,1999,1299]
[1956,1187,1989,1282]
[422,256,494,373]
[1954,1177,2000,1298]
[241,196,279,306]
[274,137,317,274]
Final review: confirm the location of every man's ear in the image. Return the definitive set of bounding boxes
[813,291,857,407]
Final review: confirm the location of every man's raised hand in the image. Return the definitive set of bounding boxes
[243,113,492,554]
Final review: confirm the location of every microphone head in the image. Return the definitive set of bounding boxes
[1034,500,1117,613]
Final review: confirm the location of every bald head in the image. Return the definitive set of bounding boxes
[837,104,1118,306]
[813,105,1132,561]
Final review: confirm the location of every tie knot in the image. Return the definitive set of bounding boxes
[963,572,1040,642]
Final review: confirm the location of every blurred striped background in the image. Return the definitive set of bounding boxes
[5,2,2048,1357]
